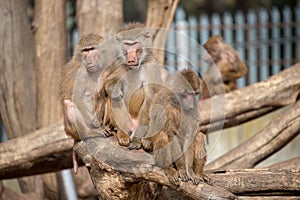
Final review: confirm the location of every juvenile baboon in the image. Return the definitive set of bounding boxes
[141,69,208,186]
[96,65,135,144]
[99,22,163,147]
[202,35,248,99]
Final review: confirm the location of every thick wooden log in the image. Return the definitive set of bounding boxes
[206,101,300,170]
[74,138,238,200]
[0,121,74,179]
[74,139,300,198]
[199,63,300,133]
[210,168,300,196]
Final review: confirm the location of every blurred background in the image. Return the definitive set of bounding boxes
[1,0,299,199]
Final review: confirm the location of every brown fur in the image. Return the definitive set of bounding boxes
[60,33,104,140]
[202,35,248,98]
[97,22,162,147]
[141,69,209,186]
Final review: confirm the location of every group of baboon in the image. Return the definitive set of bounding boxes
[60,22,247,186]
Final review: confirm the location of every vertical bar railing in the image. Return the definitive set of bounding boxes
[199,13,210,74]
[166,23,177,73]
[175,7,189,71]
[223,12,233,45]
[258,9,269,81]
[188,16,201,75]
[235,11,247,88]
[247,10,258,84]
[271,7,281,75]
[166,5,299,86]
[283,6,292,69]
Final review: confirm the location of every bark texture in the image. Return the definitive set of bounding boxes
[0,0,39,195]
[146,0,179,64]
[33,1,68,198]
[0,0,36,139]
[0,121,74,179]
[76,0,123,37]
[34,0,67,128]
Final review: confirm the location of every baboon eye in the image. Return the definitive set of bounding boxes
[82,47,95,52]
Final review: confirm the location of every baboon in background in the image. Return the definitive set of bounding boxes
[202,35,248,99]
[141,69,208,186]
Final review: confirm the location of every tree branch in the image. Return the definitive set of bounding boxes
[199,63,300,133]
[209,168,300,196]
[0,121,75,179]
[206,101,300,170]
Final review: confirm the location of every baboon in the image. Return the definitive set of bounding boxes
[98,22,163,147]
[141,69,208,186]
[202,35,248,99]
[60,33,110,173]
[61,33,109,139]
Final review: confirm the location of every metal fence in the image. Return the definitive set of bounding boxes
[165,6,300,88]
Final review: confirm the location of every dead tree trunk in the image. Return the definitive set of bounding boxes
[34,1,67,198]
[76,0,123,37]
[0,0,36,140]
[34,0,66,128]
[146,0,179,64]
[0,0,40,196]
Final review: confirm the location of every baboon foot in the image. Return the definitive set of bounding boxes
[141,138,153,152]
[117,132,130,146]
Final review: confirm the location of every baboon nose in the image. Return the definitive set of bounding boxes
[127,50,138,66]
